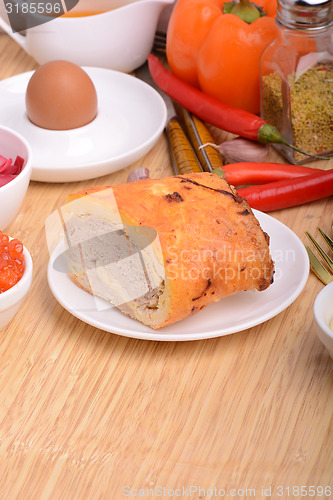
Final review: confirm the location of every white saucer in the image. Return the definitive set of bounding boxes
[47,210,310,341]
[0,67,167,182]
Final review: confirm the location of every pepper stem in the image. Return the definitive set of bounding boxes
[211,166,226,180]
[257,123,330,161]
[223,0,262,22]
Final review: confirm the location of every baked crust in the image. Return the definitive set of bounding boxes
[65,172,275,329]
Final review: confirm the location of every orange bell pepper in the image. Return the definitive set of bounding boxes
[166,0,277,114]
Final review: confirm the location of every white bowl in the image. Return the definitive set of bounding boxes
[0,0,174,73]
[314,282,333,359]
[0,125,32,230]
[0,239,33,330]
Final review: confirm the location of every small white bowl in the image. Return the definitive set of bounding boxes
[0,125,32,230]
[314,282,333,359]
[0,240,33,330]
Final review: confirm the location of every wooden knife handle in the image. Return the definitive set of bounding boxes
[181,109,223,172]
[166,117,202,175]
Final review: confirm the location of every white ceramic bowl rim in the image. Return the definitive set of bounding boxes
[53,0,173,19]
[0,125,33,195]
[314,281,333,339]
[0,242,33,310]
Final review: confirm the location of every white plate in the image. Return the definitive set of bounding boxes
[48,210,309,341]
[47,210,309,341]
[0,68,167,182]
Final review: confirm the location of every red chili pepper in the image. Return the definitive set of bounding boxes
[149,54,264,140]
[221,162,325,187]
[147,54,329,160]
[237,169,333,211]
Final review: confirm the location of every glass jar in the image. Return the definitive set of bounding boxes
[260,0,333,164]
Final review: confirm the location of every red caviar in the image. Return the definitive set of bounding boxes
[0,231,25,293]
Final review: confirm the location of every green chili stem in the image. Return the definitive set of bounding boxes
[258,124,330,160]
[212,167,226,179]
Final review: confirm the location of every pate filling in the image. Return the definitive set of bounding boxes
[65,214,165,313]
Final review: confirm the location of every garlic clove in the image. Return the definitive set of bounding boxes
[200,137,270,164]
[127,167,149,183]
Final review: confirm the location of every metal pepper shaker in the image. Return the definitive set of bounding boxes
[259,0,333,164]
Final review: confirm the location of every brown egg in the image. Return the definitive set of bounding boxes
[25,60,98,130]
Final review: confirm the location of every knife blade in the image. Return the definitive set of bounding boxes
[135,61,202,175]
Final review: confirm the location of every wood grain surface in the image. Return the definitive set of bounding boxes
[0,34,332,500]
